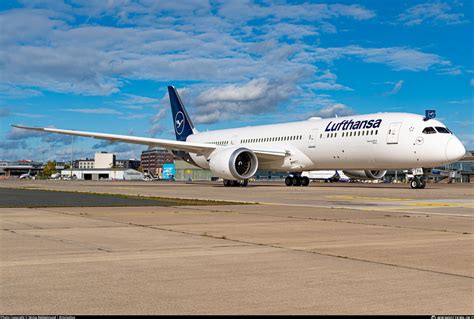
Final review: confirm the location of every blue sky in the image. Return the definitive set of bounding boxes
[0,0,472,161]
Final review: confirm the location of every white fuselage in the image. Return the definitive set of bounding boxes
[186,112,465,172]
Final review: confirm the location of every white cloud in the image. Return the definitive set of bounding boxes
[0,140,27,150]
[310,103,354,118]
[448,99,472,104]
[309,46,451,71]
[459,134,474,149]
[307,82,353,91]
[0,84,43,99]
[148,108,167,137]
[5,125,72,147]
[306,71,353,91]
[0,0,466,150]
[6,126,43,140]
[63,108,122,115]
[192,77,299,124]
[0,1,378,98]
[122,105,143,110]
[119,113,152,120]
[384,80,404,95]
[218,2,375,23]
[398,2,468,26]
[12,113,47,118]
[118,94,160,105]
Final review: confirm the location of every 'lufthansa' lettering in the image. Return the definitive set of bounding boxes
[325,119,382,132]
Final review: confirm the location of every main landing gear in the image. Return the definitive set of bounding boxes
[409,176,426,189]
[223,179,249,187]
[285,173,310,187]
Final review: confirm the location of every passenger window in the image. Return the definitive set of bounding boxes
[435,127,451,134]
[422,127,436,134]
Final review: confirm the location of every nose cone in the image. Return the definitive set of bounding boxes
[445,137,466,162]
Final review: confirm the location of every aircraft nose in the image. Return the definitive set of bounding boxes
[445,137,466,162]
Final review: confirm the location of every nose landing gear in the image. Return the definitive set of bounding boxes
[409,167,428,189]
[285,173,310,187]
[409,176,426,189]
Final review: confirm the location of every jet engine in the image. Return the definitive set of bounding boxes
[342,170,387,180]
[209,146,258,180]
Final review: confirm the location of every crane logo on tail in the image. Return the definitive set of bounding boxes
[175,111,185,135]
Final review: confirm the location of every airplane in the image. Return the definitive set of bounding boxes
[19,172,33,179]
[12,86,466,189]
[50,172,61,179]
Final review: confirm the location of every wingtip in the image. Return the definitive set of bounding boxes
[10,124,44,131]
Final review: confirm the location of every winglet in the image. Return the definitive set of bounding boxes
[11,124,45,131]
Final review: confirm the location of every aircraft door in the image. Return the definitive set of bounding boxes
[387,122,402,144]
[231,135,239,145]
[308,129,318,148]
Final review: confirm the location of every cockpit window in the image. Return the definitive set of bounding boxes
[435,127,451,134]
[422,127,436,134]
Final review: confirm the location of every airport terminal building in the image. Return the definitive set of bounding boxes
[0,160,43,178]
[61,152,143,181]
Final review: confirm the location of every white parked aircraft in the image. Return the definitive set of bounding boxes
[13,86,465,189]
[19,172,33,179]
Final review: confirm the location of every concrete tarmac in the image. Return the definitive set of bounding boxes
[0,180,472,314]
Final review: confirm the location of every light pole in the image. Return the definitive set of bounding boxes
[70,136,74,179]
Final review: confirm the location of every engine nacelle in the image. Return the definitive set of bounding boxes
[343,170,387,180]
[209,146,258,180]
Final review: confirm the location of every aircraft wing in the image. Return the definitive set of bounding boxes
[11,125,288,160]
[11,125,217,155]
[251,148,288,160]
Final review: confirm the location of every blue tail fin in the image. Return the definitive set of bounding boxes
[168,86,195,141]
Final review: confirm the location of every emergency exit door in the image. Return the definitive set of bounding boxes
[387,122,402,144]
[308,129,318,148]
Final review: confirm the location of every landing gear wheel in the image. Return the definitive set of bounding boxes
[223,180,232,187]
[285,176,293,186]
[301,176,310,187]
[231,180,240,187]
[292,176,302,186]
[420,178,426,189]
[240,179,249,187]
[410,178,421,189]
